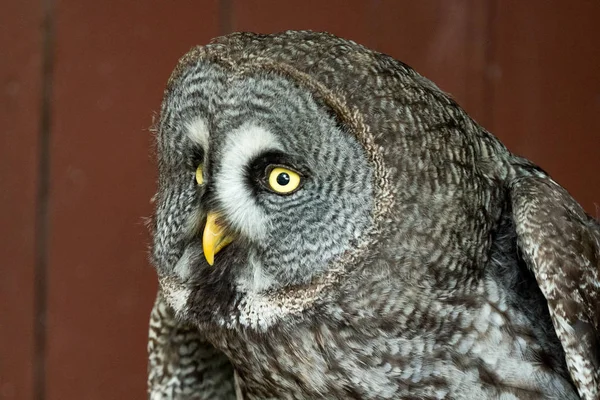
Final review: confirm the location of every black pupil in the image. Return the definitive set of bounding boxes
[276,172,290,186]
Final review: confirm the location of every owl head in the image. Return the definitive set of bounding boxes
[153,62,374,291]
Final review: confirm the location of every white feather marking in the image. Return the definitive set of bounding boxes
[236,250,276,293]
[173,246,200,280]
[160,279,191,318]
[186,117,210,149]
[170,287,190,316]
[214,124,280,239]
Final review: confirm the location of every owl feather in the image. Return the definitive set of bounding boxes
[148,31,599,399]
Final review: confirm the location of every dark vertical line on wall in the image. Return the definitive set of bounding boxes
[219,0,233,35]
[34,0,54,398]
[482,0,498,131]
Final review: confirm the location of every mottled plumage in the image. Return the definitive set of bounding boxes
[147,31,599,399]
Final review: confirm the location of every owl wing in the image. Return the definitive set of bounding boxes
[510,174,600,400]
[148,290,238,399]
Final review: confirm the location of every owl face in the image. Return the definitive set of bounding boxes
[153,62,374,295]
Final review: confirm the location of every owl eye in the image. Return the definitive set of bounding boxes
[195,164,204,185]
[267,167,301,194]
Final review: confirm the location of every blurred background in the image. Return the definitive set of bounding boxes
[1,0,599,399]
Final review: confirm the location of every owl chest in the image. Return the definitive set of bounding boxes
[205,325,339,398]
[203,322,429,399]
[199,301,580,400]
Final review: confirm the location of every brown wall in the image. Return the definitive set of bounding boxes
[1,1,598,399]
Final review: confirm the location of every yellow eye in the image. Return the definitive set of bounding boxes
[268,167,301,194]
[195,164,204,185]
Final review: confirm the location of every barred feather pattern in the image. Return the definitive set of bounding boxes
[148,31,599,399]
[511,176,600,400]
[148,291,236,399]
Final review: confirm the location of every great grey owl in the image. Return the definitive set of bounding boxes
[147,31,599,399]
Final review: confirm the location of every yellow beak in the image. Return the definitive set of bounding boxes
[202,212,234,266]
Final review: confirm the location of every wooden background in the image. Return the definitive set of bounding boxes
[1,1,599,399]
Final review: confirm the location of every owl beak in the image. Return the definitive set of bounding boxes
[202,212,234,266]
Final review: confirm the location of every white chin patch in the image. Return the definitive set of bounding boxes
[160,278,191,318]
[214,123,280,239]
[173,245,201,281]
[236,250,275,293]
[186,116,210,150]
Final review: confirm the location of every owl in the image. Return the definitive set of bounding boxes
[147,31,599,399]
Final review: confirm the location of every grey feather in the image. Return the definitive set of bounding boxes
[148,291,236,399]
[148,31,599,399]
